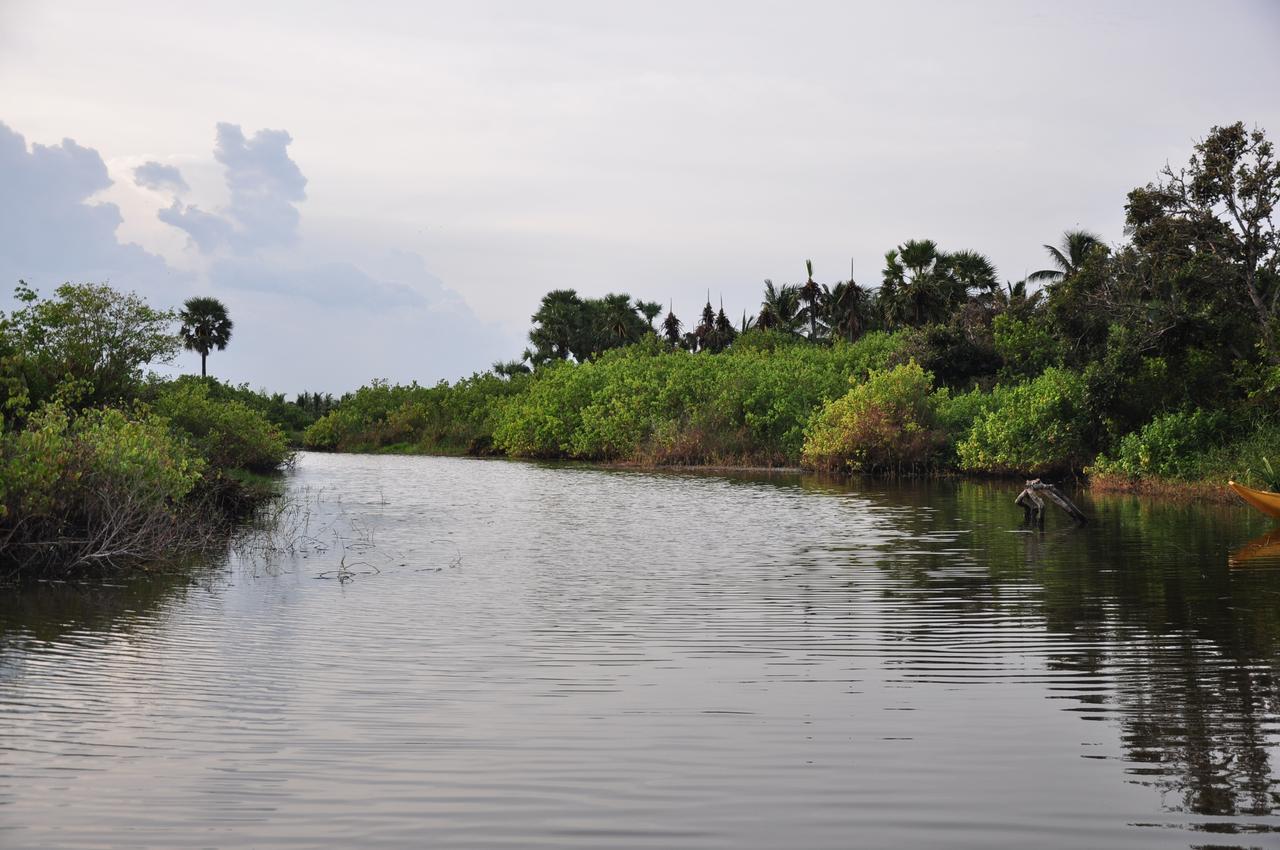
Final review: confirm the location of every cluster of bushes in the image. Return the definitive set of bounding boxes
[301,120,1280,493]
[0,283,293,575]
[304,332,907,465]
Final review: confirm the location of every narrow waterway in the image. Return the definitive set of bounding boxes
[3,453,1279,849]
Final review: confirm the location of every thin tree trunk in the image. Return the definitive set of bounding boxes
[201,352,207,377]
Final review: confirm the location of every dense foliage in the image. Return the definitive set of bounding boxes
[308,121,1279,493]
[0,284,301,575]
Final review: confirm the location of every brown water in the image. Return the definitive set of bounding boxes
[3,453,1280,849]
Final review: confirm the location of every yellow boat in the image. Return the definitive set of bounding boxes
[1229,480,1280,520]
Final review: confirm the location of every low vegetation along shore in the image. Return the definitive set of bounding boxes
[2,121,1277,576]
[0,285,309,577]
[303,122,1280,500]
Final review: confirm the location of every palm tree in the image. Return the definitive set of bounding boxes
[662,302,683,347]
[824,280,872,342]
[1028,230,1104,283]
[798,259,822,339]
[880,239,969,328]
[179,296,233,377]
[711,299,737,352]
[694,295,716,352]
[636,300,663,331]
[492,359,531,378]
[528,289,582,363]
[757,279,801,332]
[599,293,639,346]
[946,250,999,295]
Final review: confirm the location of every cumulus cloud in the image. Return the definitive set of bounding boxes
[0,121,177,295]
[0,118,515,390]
[160,122,307,254]
[133,161,189,194]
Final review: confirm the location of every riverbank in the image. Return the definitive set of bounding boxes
[299,337,1277,506]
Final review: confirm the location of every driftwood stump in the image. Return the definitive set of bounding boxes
[1015,479,1087,528]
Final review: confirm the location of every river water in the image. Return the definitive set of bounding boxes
[3,453,1280,849]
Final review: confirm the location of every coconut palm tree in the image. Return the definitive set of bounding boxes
[757,279,801,332]
[179,296,233,377]
[1028,230,1104,283]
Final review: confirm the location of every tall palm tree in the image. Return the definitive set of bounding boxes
[599,293,639,345]
[824,280,872,342]
[662,302,683,347]
[1028,230,1104,283]
[711,299,737,352]
[528,289,582,363]
[179,296,233,377]
[881,240,947,328]
[694,295,716,352]
[798,259,822,339]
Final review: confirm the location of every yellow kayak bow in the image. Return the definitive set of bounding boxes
[1229,480,1280,520]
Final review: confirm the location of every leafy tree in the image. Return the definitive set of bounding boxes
[179,296,233,378]
[2,281,179,410]
[1126,122,1280,362]
[1028,230,1105,283]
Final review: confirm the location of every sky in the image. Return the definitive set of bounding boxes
[1,0,1278,393]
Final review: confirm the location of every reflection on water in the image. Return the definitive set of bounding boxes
[1,454,1279,849]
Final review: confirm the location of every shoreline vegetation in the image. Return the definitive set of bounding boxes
[2,120,1277,576]
[301,122,1280,506]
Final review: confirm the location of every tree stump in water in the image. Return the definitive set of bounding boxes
[1015,479,1087,528]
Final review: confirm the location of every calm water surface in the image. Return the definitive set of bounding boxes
[4,453,1280,849]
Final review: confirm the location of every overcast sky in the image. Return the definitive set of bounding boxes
[2,0,1278,392]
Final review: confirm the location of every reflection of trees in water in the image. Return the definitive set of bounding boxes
[0,555,227,646]
[1116,633,1278,819]
[872,479,1280,824]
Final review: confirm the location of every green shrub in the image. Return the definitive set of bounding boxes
[1089,409,1227,480]
[801,362,943,473]
[0,403,205,571]
[993,314,1059,380]
[956,367,1088,475]
[153,381,290,473]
